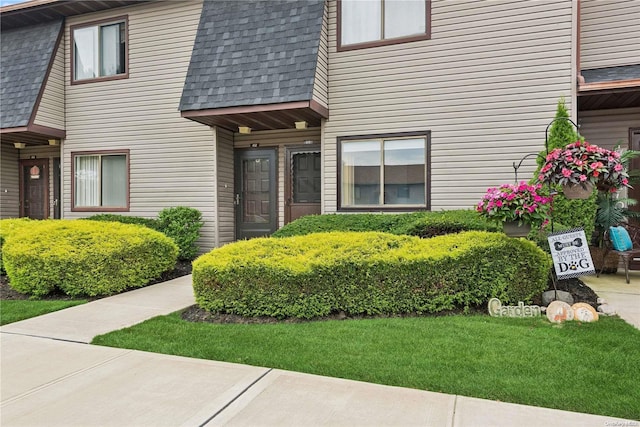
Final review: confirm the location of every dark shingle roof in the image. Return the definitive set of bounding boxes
[582,64,640,84]
[180,0,325,112]
[0,20,62,129]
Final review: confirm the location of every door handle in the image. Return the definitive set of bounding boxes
[234,194,241,205]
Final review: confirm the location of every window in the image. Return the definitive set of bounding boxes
[73,151,129,211]
[72,17,127,83]
[339,133,429,209]
[339,0,430,50]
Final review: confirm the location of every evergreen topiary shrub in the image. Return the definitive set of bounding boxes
[0,218,32,275]
[3,220,178,297]
[193,231,550,319]
[272,210,499,239]
[157,207,204,260]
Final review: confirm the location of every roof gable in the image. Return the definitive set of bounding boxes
[0,19,62,129]
[179,0,325,112]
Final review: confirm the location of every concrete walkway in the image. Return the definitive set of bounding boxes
[582,271,640,329]
[1,275,638,426]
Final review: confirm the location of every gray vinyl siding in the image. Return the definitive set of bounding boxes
[19,145,61,218]
[216,127,235,246]
[323,0,576,213]
[33,40,65,130]
[578,107,640,150]
[580,0,640,70]
[62,0,219,251]
[312,0,329,109]
[234,128,322,229]
[0,144,20,219]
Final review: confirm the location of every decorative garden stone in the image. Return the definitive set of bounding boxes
[597,304,616,316]
[572,303,599,322]
[546,300,574,323]
[542,290,574,306]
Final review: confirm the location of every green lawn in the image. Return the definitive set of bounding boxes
[93,313,640,420]
[0,299,87,325]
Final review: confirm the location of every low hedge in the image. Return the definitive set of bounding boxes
[193,231,551,319]
[272,210,499,239]
[3,220,178,297]
[0,218,32,274]
[86,214,161,230]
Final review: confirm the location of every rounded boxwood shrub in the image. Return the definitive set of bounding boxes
[3,220,178,297]
[193,231,550,319]
[272,210,499,239]
[0,218,32,274]
[158,207,203,261]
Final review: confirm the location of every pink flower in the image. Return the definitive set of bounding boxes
[590,162,603,170]
[579,174,587,182]
[615,163,623,172]
[623,178,629,186]
[496,201,503,207]
[562,168,572,178]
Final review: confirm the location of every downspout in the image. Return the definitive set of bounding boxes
[574,0,582,125]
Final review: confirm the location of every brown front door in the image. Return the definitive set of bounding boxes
[285,146,321,224]
[235,148,278,240]
[20,159,49,219]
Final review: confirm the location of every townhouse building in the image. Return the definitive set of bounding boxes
[1,0,638,250]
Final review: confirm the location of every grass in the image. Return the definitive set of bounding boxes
[0,299,87,325]
[93,313,640,420]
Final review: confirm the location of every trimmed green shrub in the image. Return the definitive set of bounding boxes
[193,231,551,319]
[550,192,597,240]
[158,207,203,261]
[86,214,161,230]
[392,210,501,238]
[3,220,178,297]
[0,218,32,274]
[272,210,499,239]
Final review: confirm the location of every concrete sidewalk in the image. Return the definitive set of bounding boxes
[1,274,638,426]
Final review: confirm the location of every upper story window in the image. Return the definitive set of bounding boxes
[339,0,430,51]
[71,16,128,84]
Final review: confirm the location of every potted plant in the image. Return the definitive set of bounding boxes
[537,141,631,199]
[476,182,552,237]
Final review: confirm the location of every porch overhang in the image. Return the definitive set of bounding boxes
[577,65,640,110]
[181,100,329,132]
[0,124,65,147]
[577,85,640,111]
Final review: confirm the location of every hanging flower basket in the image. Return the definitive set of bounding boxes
[537,141,631,193]
[503,221,532,238]
[562,181,594,199]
